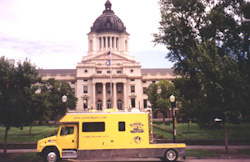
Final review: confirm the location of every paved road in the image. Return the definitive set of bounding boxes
[1,146,250,162]
[70,159,250,162]
[187,145,250,150]
[184,160,250,162]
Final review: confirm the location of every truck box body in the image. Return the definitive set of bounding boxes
[37,111,186,162]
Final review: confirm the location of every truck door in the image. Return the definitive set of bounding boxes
[57,124,78,149]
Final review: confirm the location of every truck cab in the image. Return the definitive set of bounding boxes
[37,109,186,162]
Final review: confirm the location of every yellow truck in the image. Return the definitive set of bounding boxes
[37,109,186,162]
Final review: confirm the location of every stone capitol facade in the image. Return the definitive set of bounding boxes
[38,0,176,112]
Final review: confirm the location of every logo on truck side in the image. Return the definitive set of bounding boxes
[134,136,142,143]
[130,122,144,133]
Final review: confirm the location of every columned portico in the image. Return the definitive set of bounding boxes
[102,82,107,110]
[92,82,96,109]
[74,0,143,111]
[123,82,127,109]
[113,82,117,109]
[38,0,177,117]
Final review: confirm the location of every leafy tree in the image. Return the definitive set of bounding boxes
[147,80,178,123]
[146,83,158,111]
[154,0,249,78]
[191,41,244,152]
[0,57,15,155]
[40,78,77,123]
[154,0,249,153]
[174,78,200,123]
[0,57,41,155]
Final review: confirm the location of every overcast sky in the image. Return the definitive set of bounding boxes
[0,0,173,69]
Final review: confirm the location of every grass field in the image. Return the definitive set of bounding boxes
[186,149,220,158]
[1,122,250,143]
[0,125,59,143]
[153,122,250,140]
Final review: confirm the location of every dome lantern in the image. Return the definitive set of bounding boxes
[105,0,112,11]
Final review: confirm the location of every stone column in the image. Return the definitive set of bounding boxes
[105,37,108,50]
[123,82,127,109]
[101,37,104,51]
[113,82,117,109]
[114,37,117,51]
[116,38,119,50]
[92,82,96,110]
[99,37,102,51]
[103,82,107,110]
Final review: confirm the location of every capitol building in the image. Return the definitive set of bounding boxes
[38,0,176,112]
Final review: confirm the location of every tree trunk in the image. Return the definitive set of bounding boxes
[4,127,9,156]
[223,122,229,153]
[162,112,166,124]
[29,124,32,136]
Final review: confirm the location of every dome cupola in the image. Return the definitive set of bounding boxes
[90,0,127,33]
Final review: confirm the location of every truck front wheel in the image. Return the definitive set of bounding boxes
[43,147,59,162]
[164,149,178,162]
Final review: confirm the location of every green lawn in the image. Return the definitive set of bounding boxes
[186,150,220,158]
[0,125,59,143]
[1,122,250,143]
[153,122,250,140]
[13,152,38,161]
[237,149,250,156]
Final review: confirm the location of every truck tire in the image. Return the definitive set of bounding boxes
[164,149,178,162]
[43,147,59,162]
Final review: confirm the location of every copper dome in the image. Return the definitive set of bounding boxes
[90,0,127,33]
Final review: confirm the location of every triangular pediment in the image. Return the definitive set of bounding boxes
[81,52,137,64]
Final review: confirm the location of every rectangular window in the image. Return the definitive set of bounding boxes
[143,87,147,94]
[144,99,147,108]
[60,126,74,136]
[83,86,88,94]
[84,80,88,82]
[82,122,105,132]
[117,71,122,74]
[131,79,135,81]
[97,86,102,94]
[131,98,135,108]
[131,86,135,93]
[107,86,111,94]
[119,122,125,131]
[117,86,122,94]
[97,71,102,74]
[83,99,88,109]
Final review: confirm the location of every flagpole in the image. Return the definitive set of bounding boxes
[109,50,112,109]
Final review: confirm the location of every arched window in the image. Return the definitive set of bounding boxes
[97,99,102,110]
